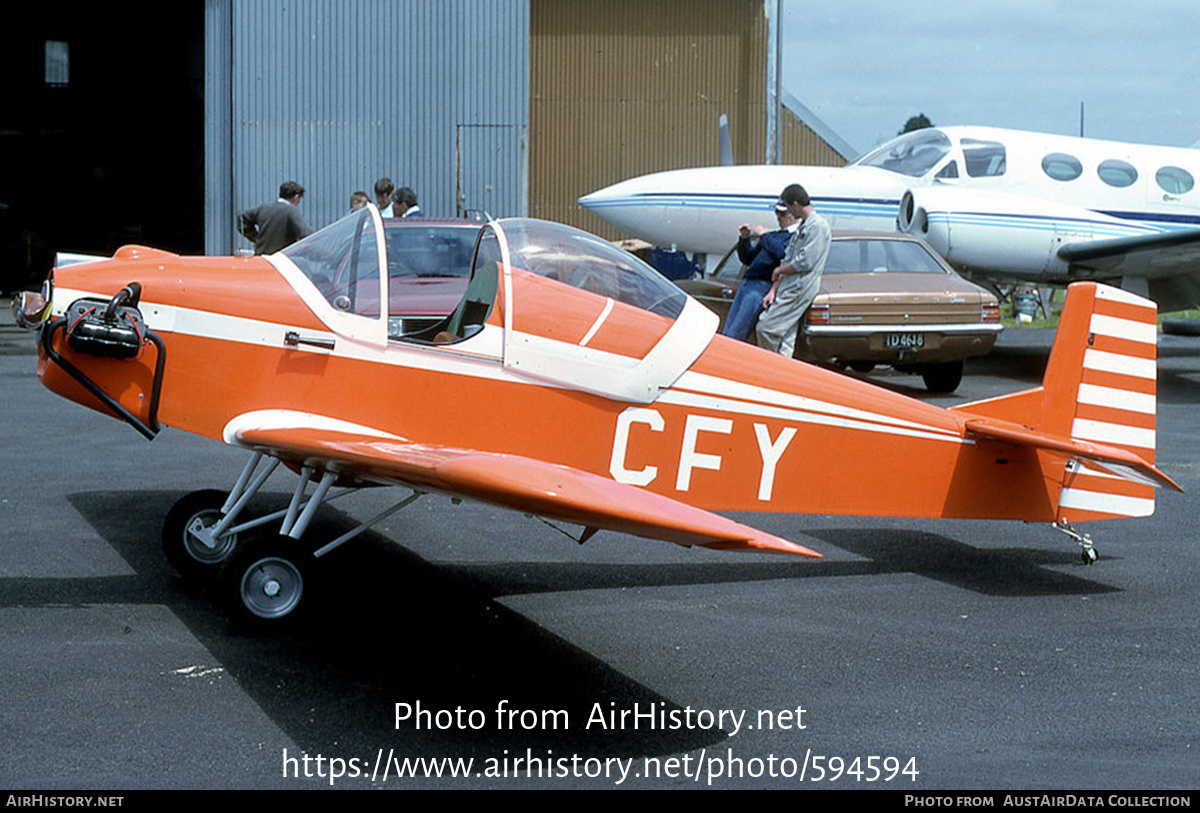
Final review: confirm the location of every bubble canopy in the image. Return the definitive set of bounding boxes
[271,210,717,403]
[492,218,688,319]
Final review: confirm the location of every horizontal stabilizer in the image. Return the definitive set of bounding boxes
[223,411,819,557]
[963,416,1181,492]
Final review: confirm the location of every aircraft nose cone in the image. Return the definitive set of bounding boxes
[577,180,631,213]
[578,178,655,240]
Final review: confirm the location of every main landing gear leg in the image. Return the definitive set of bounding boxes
[184,454,427,630]
[1053,520,1098,565]
[161,452,282,581]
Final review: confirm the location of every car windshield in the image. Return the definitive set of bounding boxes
[850,129,953,178]
[823,239,948,275]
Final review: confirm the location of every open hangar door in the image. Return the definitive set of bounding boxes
[0,3,204,290]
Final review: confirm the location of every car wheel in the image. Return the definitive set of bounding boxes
[920,360,964,393]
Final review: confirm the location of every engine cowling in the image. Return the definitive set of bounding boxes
[895,186,1098,282]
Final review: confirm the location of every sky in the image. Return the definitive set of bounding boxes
[780,0,1200,158]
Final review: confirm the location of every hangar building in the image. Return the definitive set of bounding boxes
[1,0,852,264]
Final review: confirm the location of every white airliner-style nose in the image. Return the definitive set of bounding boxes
[580,164,905,254]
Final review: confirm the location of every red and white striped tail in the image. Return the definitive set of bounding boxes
[1053,284,1158,521]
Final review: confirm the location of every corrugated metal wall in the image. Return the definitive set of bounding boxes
[530,0,768,237]
[780,110,850,167]
[205,0,529,254]
[529,0,848,239]
[204,0,849,252]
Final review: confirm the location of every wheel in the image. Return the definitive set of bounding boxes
[848,361,875,373]
[162,489,239,580]
[920,360,964,393]
[1162,318,1200,336]
[220,537,310,629]
[1081,547,1098,565]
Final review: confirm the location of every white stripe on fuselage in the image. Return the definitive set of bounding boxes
[52,287,965,453]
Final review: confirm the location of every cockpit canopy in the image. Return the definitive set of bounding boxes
[279,209,686,331]
[272,208,713,402]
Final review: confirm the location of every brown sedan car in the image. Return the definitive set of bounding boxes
[677,231,1002,392]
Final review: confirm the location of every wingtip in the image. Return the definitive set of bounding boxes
[705,534,823,558]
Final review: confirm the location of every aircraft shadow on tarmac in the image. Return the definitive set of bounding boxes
[0,488,1124,764]
[445,528,1120,599]
[25,490,736,762]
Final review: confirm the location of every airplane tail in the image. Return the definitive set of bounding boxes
[954,282,1176,522]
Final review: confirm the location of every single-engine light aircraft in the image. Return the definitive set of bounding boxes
[12,206,1180,626]
[580,126,1200,311]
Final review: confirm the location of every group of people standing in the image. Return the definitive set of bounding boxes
[724,183,830,358]
[237,176,422,255]
[354,177,422,220]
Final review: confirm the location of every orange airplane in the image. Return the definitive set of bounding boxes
[12,207,1180,626]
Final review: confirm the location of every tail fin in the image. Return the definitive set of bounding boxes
[955,282,1177,521]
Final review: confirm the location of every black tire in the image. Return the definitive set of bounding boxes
[920,360,964,393]
[220,536,311,631]
[162,489,239,580]
[1162,318,1200,336]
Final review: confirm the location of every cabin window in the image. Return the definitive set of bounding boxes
[1155,166,1194,195]
[962,139,1006,177]
[1042,153,1083,181]
[45,41,69,85]
[935,161,959,179]
[1097,160,1138,188]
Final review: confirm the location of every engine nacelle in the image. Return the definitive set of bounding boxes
[895,186,1134,283]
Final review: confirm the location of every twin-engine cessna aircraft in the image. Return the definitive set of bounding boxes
[580,126,1200,311]
[13,206,1179,626]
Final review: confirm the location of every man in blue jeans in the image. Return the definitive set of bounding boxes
[722,204,798,341]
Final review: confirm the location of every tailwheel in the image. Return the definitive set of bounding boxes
[162,489,240,580]
[220,536,311,630]
[1053,520,1097,566]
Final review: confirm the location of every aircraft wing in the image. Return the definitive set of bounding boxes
[1059,228,1200,281]
[224,411,819,557]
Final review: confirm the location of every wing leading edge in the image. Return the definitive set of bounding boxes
[1059,228,1200,310]
[223,411,819,557]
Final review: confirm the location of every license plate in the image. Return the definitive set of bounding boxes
[884,332,924,349]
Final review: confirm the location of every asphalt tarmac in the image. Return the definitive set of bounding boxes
[1,312,1197,790]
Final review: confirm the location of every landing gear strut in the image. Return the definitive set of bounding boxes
[162,489,240,579]
[1054,520,1097,565]
[164,451,426,628]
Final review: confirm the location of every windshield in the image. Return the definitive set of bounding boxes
[281,208,382,317]
[851,129,953,178]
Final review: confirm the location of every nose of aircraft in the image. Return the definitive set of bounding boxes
[577,175,653,235]
[578,171,695,248]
